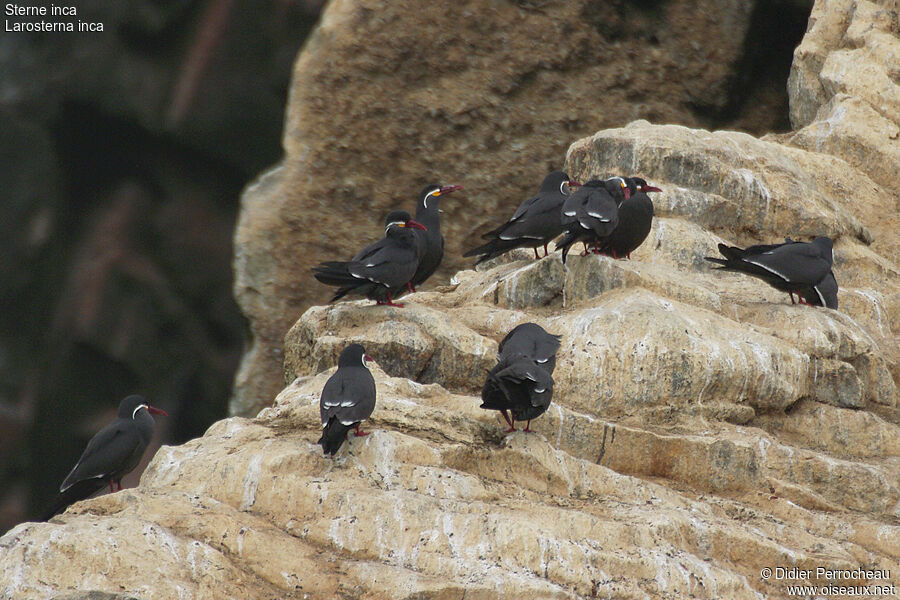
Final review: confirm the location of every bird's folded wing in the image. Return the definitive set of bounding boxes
[60,425,137,492]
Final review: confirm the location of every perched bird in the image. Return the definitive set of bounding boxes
[480,322,560,432]
[318,343,377,455]
[463,171,579,264]
[498,322,562,375]
[313,211,427,307]
[598,177,662,259]
[480,354,554,433]
[705,236,836,308]
[40,395,168,520]
[556,177,629,263]
[409,183,464,291]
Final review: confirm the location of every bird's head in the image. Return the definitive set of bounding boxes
[119,394,169,419]
[420,183,463,209]
[630,177,662,194]
[339,343,370,368]
[604,176,630,201]
[541,171,581,195]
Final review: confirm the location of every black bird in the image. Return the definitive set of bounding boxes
[599,177,662,259]
[463,171,579,264]
[498,322,562,375]
[313,211,427,307]
[556,177,629,263]
[480,322,560,432]
[318,343,377,455]
[409,183,464,291]
[705,236,836,307]
[480,353,554,433]
[40,395,168,520]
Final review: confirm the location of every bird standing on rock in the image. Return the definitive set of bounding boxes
[463,171,579,264]
[705,236,837,308]
[480,323,560,433]
[556,177,629,263]
[313,211,427,308]
[40,395,168,520]
[318,344,377,455]
[409,183,464,291]
[599,177,662,259]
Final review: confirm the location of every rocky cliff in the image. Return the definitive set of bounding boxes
[3,0,900,598]
[230,0,810,414]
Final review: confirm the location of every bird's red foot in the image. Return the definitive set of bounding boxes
[354,425,369,437]
[109,480,115,493]
[523,420,533,433]
[543,243,550,257]
[533,248,540,260]
[406,282,417,293]
[505,425,517,433]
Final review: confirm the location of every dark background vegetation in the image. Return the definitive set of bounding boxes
[0,0,809,533]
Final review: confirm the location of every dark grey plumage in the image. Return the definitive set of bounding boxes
[318,344,377,455]
[556,177,628,263]
[480,322,560,432]
[463,171,577,263]
[498,322,562,375]
[410,184,463,290]
[599,177,661,259]
[40,395,167,520]
[705,236,836,308]
[313,211,426,307]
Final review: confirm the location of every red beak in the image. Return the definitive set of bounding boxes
[364,354,373,361]
[406,219,427,231]
[147,406,169,417]
[641,186,662,193]
[623,188,631,200]
[439,184,463,195]
[567,180,582,187]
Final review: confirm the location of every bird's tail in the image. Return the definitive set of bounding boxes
[313,261,356,286]
[556,230,579,264]
[38,478,107,521]
[313,262,366,301]
[317,417,355,455]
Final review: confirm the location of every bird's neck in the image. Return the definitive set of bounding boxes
[415,205,441,232]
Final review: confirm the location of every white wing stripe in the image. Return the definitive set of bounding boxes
[745,259,790,282]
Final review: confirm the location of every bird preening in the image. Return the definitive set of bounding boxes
[705,236,838,309]
[479,323,561,433]
[40,395,168,521]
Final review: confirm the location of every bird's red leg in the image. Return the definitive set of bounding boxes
[581,243,589,256]
[523,420,533,433]
[109,480,115,493]
[626,252,631,259]
[354,424,369,437]
[612,249,618,259]
[789,292,796,304]
[377,292,405,308]
[117,481,123,491]
[407,282,416,293]
[543,243,549,257]
[534,247,540,260]
[593,241,600,254]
